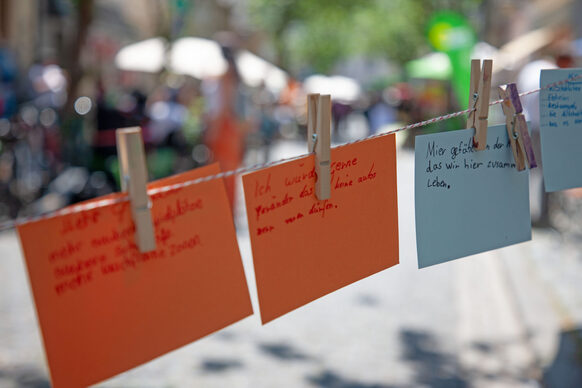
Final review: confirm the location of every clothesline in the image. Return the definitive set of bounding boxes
[1,73,580,232]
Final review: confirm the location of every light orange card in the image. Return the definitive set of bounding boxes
[243,135,399,324]
[17,164,252,388]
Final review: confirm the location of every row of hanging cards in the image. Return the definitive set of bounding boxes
[540,68,582,191]
[17,163,253,388]
[14,67,582,388]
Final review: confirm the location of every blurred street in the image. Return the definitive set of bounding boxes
[1,138,581,388]
[2,1,582,385]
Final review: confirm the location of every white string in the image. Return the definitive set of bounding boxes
[1,73,581,231]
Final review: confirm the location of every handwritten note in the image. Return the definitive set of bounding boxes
[540,68,582,191]
[243,135,399,324]
[415,125,531,268]
[17,164,252,388]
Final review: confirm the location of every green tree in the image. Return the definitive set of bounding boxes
[248,0,481,74]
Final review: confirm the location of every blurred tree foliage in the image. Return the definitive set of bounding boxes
[248,0,481,74]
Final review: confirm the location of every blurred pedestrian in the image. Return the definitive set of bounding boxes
[365,92,396,135]
[202,37,253,210]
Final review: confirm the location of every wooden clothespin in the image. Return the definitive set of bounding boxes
[498,85,526,171]
[507,84,537,169]
[467,59,493,150]
[307,93,331,200]
[498,84,537,170]
[116,127,156,253]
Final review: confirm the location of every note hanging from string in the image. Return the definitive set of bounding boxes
[243,135,399,324]
[415,125,531,268]
[540,68,582,191]
[17,163,253,388]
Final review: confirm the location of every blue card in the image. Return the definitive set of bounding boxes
[415,125,531,268]
[540,69,582,191]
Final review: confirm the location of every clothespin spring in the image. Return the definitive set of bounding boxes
[310,133,318,153]
[510,117,519,140]
[471,92,479,110]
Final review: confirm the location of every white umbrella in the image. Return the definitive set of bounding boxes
[114,37,166,73]
[236,50,288,93]
[168,37,227,78]
[115,37,288,94]
[303,74,362,103]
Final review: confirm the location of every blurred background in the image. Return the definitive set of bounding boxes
[1,1,582,387]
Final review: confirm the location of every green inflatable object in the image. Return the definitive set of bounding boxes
[427,11,476,109]
[406,52,452,81]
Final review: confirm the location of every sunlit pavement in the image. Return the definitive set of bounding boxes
[1,137,581,388]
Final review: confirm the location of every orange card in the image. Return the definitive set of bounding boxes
[17,164,252,388]
[243,135,399,324]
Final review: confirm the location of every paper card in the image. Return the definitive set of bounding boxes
[415,125,531,268]
[540,68,582,191]
[243,135,399,324]
[17,164,252,388]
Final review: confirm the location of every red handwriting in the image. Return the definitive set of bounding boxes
[53,254,106,279]
[330,158,358,176]
[91,224,135,249]
[357,162,377,183]
[254,173,272,198]
[113,242,167,263]
[257,225,275,236]
[55,271,93,295]
[49,241,83,263]
[154,198,203,226]
[308,200,337,218]
[60,211,101,235]
[155,227,172,245]
[334,174,353,189]
[300,184,314,198]
[284,212,304,224]
[110,201,130,221]
[284,168,316,187]
[255,193,294,221]
[101,258,137,274]
[170,235,202,256]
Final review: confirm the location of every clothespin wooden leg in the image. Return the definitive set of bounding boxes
[467,59,493,151]
[467,59,481,127]
[506,84,537,169]
[515,114,537,169]
[314,95,331,200]
[498,85,525,171]
[307,93,320,153]
[116,127,156,253]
